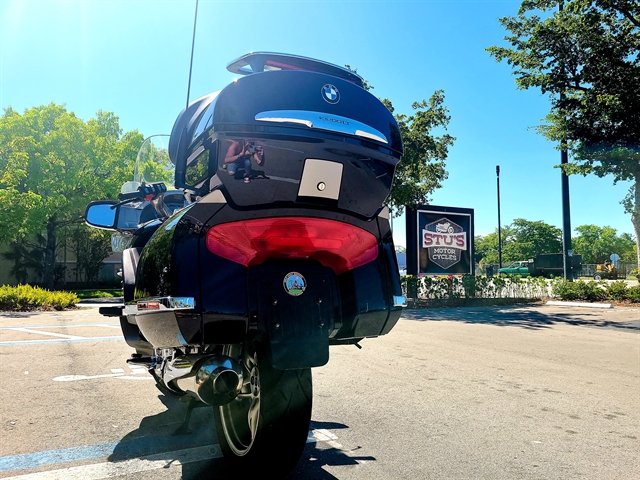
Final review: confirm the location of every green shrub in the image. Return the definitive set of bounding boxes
[0,285,79,311]
[552,280,607,302]
[630,268,640,281]
[627,285,640,303]
[606,281,628,302]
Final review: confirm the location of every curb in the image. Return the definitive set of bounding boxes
[546,300,613,309]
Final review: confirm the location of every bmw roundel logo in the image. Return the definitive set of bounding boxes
[321,84,340,104]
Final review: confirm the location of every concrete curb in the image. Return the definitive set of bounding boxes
[546,300,613,309]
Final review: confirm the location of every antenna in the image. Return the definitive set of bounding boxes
[185,0,199,110]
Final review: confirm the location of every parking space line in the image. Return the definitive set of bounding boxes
[7,328,85,340]
[0,337,122,347]
[0,323,119,330]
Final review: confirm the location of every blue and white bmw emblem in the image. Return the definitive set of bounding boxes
[321,84,340,104]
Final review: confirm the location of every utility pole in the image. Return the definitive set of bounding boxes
[559,1,573,280]
[496,165,502,269]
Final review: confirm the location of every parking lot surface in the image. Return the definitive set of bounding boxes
[1,304,638,479]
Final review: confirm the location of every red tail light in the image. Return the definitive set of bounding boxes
[205,217,378,274]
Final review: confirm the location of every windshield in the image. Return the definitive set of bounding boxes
[134,135,174,186]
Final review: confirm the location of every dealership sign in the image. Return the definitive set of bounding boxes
[406,206,474,276]
[422,218,468,269]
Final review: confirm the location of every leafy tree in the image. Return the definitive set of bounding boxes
[345,66,455,215]
[69,225,112,285]
[476,219,562,264]
[503,218,563,259]
[572,224,636,263]
[0,104,143,288]
[487,0,640,267]
[382,95,455,214]
[1,236,45,284]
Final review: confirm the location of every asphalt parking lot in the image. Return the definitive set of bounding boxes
[1,303,638,479]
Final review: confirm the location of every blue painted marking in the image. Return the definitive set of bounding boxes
[0,428,217,472]
[0,442,119,472]
[0,337,122,347]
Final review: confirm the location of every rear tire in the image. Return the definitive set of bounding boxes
[213,343,312,477]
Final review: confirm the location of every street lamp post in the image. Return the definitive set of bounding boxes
[496,165,502,269]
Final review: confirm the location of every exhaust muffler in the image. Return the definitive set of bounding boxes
[163,355,243,406]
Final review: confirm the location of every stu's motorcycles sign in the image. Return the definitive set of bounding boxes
[406,206,474,276]
[422,218,468,269]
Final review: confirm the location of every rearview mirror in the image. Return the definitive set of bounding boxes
[85,201,118,230]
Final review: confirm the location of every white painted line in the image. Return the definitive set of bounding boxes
[2,445,222,480]
[53,374,124,382]
[0,323,119,330]
[110,369,124,374]
[8,328,85,340]
[0,337,122,347]
[546,300,613,309]
[113,376,154,381]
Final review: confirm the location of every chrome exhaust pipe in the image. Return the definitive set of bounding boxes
[163,355,243,406]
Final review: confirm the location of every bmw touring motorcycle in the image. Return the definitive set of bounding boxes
[85,52,405,475]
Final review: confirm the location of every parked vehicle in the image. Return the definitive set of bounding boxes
[594,260,618,280]
[527,253,582,278]
[498,260,530,276]
[85,53,405,476]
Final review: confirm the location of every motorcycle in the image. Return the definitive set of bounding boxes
[85,52,405,476]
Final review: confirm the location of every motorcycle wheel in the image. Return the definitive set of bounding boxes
[213,343,312,476]
[594,274,602,280]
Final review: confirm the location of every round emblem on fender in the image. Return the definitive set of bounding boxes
[283,272,306,297]
[321,84,340,104]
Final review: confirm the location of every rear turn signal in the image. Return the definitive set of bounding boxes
[205,217,378,275]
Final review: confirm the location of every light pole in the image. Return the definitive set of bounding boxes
[496,165,502,269]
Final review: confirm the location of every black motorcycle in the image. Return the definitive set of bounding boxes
[85,52,405,476]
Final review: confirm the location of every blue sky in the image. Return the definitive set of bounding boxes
[0,0,633,247]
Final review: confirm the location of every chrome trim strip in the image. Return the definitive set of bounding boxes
[124,297,195,315]
[393,295,407,308]
[255,110,388,144]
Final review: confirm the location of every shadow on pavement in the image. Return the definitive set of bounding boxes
[402,305,640,331]
[108,392,372,479]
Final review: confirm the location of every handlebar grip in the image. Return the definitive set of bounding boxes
[118,190,144,201]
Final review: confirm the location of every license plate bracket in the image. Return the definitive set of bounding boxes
[255,267,334,369]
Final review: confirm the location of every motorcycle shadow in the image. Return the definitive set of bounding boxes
[107,394,375,479]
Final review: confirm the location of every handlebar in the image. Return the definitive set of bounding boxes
[118,182,167,202]
[112,182,168,209]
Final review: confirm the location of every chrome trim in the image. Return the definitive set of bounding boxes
[393,295,407,307]
[166,355,244,406]
[124,296,195,315]
[255,110,388,144]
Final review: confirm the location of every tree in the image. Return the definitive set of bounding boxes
[475,219,562,264]
[69,225,112,285]
[345,66,455,215]
[572,224,636,263]
[382,95,455,214]
[487,0,640,267]
[503,218,563,259]
[0,104,143,288]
